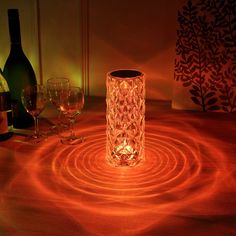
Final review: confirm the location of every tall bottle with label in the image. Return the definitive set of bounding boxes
[0,68,13,141]
[3,9,37,128]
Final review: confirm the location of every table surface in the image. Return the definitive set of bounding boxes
[0,97,236,236]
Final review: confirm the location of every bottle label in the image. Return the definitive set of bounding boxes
[0,111,8,134]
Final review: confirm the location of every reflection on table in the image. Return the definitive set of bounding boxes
[0,97,236,236]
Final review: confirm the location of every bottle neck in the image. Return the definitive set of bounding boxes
[8,9,22,45]
[10,42,22,48]
[9,42,24,56]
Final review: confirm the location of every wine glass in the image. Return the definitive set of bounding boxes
[59,86,84,145]
[21,84,47,143]
[47,77,70,134]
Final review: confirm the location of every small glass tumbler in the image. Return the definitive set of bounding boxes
[106,69,145,167]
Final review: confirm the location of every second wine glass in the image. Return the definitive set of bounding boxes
[47,77,70,134]
[59,86,84,145]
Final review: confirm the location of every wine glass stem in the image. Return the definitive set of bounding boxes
[58,110,62,122]
[34,116,39,137]
[69,118,75,138]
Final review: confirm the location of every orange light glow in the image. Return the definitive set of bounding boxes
[0,110,235,235]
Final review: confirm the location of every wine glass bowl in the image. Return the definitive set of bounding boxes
[21,84,47,143]
[59,90,84,117]
[47,77,70,134]
[47,77,70,109]
[59,86,84,145]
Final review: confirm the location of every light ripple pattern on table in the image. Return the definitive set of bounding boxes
[3,121,235,236]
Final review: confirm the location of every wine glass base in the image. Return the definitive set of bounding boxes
[61,136,84,145]
[24,133,47,144]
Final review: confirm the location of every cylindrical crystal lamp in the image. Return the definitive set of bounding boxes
[106,69,145,167]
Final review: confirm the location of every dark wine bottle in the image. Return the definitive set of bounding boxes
[0,68,13,141]
[3,9,37,129]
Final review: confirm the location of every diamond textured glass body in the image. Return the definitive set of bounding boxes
[106,70,145,167]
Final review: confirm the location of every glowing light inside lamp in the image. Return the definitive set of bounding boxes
[113,140,137,161]
[106,69,145,167]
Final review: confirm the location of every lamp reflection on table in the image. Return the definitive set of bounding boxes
[0,99,235,236]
